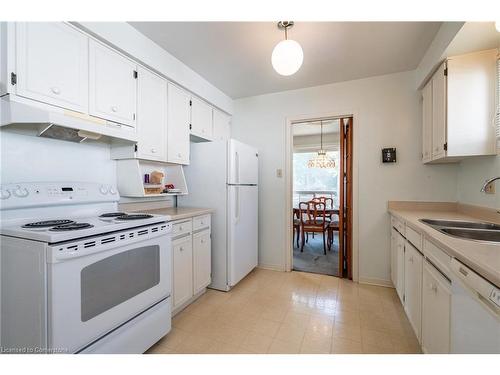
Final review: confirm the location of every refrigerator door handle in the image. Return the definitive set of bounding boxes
[235,151,240,184]
[234,187,240,224]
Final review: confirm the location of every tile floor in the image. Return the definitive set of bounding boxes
[147,269,421,354]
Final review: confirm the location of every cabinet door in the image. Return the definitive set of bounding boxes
[172,236,193,309]
[15,22,88,113]
[190,96,213,139]
[89,39,137,127]
[404,242,423,341]
[167,83,190,164]
[395,232,405,303]
[213,109,231,141]
[422,79,433,163]
[431,62,447,159]
[390,228,397,287]
[422,260,451,353]
[136,67,167,161]
[193,229,211,294]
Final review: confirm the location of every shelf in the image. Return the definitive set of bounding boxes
[116,159,189,198]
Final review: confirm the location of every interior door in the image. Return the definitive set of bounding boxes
[15,22,89,113]
[167,83,191,165]
[228,139,259,185]
[228,185,258,287]
[89,39,137,127]
[136,67,167,162]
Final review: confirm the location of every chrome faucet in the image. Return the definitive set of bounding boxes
[481,176,500,193]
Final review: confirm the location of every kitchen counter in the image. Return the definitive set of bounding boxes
[140,207,214,221]
[388,202,500,287]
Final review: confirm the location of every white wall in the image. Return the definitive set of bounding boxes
[457,155,500,209]
[231,70,458,284]
[0,131,116,185]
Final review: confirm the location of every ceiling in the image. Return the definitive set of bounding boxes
[129,22,442,99]
[445,22,500,57]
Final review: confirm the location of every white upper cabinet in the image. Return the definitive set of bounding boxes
[136,67,167,162]
[422,49,497,164]
[89,39,137,127]
[190,96,213,139]
[167,83,191,165]
[15,22,89,113]
[422,79,433,163]
[213,109,231,141]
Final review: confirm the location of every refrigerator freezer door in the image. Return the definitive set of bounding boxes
[228,185,258,287]
[228,139,258,185]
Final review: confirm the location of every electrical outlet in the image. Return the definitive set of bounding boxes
[276,168,283,178]
[484,182,495,194]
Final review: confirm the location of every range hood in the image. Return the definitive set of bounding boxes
[0,95,137,143]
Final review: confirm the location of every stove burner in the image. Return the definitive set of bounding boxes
[115,214,153,220]
[99,212,126,218]
[49,223,94,231]
[23,219,75,228]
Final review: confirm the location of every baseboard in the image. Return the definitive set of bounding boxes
[358,277,394,288]
[257,264,286,272]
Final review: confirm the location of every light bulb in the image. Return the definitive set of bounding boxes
[271,39,304,76]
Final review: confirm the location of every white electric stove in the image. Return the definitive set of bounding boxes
[0,182,173,354]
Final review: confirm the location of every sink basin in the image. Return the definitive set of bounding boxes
[420,219,500,231]
[439,228,500,243]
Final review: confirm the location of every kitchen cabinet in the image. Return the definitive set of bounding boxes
[422,49,497,164]
[213,109,231,141]
[193,229,211,294]
[422,259,451,353]
[394,230,405,303]
[421,79,433,163]
[15,22,89,113]
[404,241,423,342]
[171,214,212,314]
[167,83,191,165]
[135,67,168,162]
[89,39,137,127]
[172,234,193,309]
[190,96,213,140]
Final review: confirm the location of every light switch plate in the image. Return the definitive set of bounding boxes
[276,168,283,178]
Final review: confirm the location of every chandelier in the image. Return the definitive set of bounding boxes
[307,120,336,169]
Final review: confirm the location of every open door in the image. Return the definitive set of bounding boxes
[338,117,353,279]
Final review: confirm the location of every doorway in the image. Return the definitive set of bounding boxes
[288,116,353,279]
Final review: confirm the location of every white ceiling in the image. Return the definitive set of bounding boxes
[129,22,442,99]
[445,22,500,57]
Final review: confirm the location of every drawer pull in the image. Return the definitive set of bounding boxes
[179,246,184,251]
[111,106,118,113]
[51,87,60,95]
[459,267,468,277]
[179,226,183,231]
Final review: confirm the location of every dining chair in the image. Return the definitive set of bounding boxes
[293,208,301,248]
[299,200,329,255]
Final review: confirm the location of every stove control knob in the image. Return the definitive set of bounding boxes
[0,189,11,200]
[109,186,117,195]
[13,186,29,198]
[99,185,109,195]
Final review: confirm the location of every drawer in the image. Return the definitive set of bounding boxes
[391,216,405,235]
[424,239,451,279]
[193,214,211,231]
[406,225,422,251]
[172,219,192,237]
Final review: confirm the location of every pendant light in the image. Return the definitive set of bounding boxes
[307,121,336,169]
[271,21,303,76]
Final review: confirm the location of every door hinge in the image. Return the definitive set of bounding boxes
[189,100,192,106]
[10,72,17,85]
[443,142,448,151]
[403,294,406,302]
[444,67,448,76]
[133,70,138,79]
[189,124,192,130]
[134,144,138,152]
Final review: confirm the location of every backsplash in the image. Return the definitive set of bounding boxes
[457,155,500,209]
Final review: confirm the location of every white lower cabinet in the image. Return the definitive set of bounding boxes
[422,259,451,353]
[171,214,211,313]
[404,241,423,342]
[172,234,193,309]
[391,229,405,303]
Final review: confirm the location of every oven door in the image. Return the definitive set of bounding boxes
[47,228,171,353]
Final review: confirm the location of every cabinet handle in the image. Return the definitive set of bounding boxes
[111,106,118,113]
[430,283,437,293]
[200,221,204,225]
[178,153,182,158]
[409,256,414,263]
[201,239,205,244]
[151,148,156,153]
[179,226,183,231]
[179,246,184,251]
[51,87,61,95]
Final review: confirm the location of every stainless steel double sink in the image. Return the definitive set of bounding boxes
[420,219,500,243]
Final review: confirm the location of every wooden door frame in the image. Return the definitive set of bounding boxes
[284,111,359,281]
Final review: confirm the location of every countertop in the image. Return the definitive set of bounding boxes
[388,206,500,287]
[140,207,214,221]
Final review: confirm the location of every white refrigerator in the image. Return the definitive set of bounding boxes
[179,139,258,291]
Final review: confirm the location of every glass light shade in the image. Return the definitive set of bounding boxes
[271,39,304,76]
[496,21,500,32]
[307,150,336,169]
